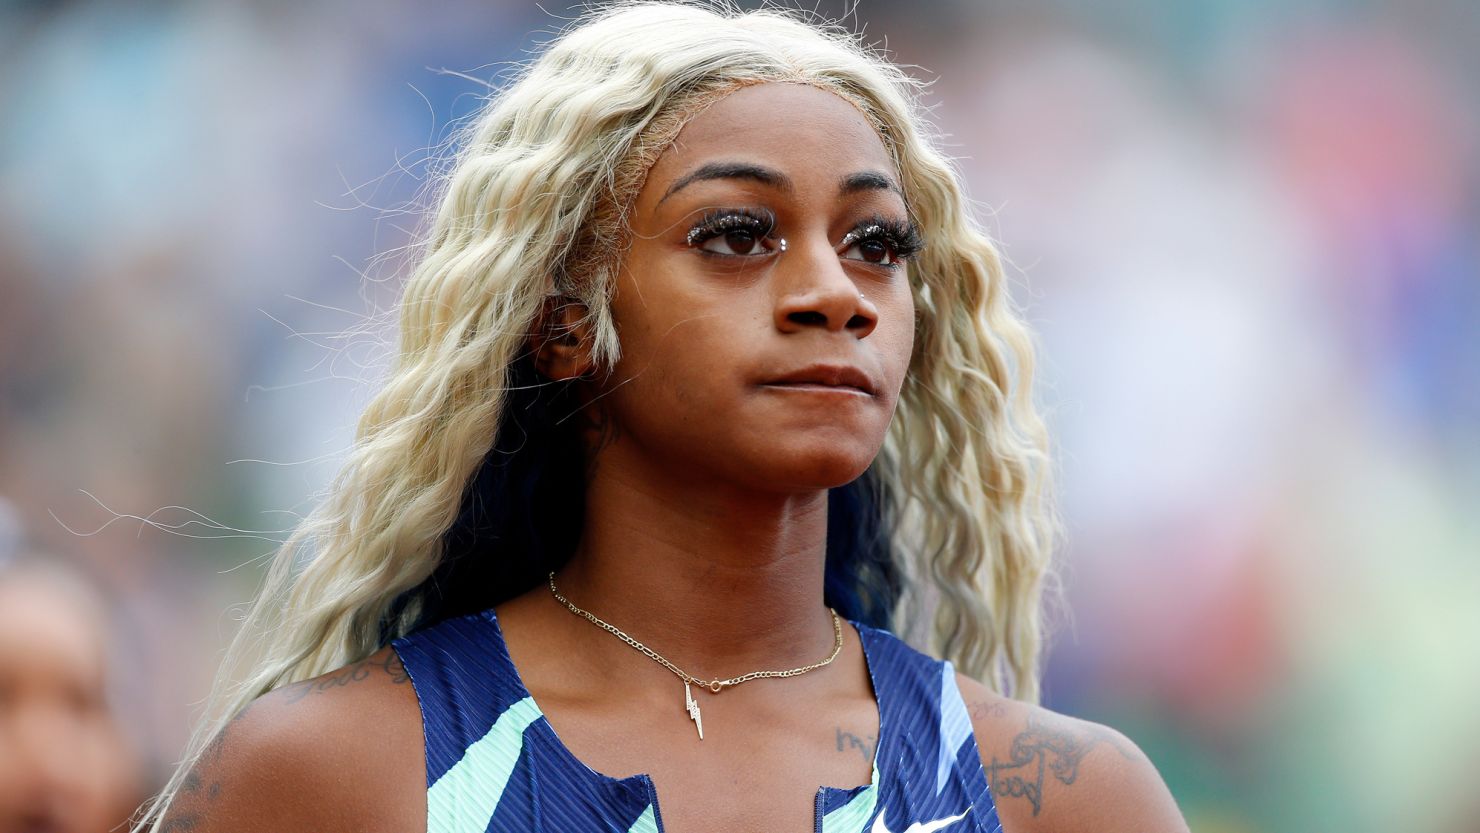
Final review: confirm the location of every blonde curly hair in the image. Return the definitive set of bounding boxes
[140,1,1060,827]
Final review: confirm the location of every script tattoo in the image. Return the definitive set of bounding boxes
[982,715,1133,816]
[277,649,409,704]
[835,726,876,764]
[969,699,1006,720]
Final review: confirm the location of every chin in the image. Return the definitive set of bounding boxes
[748,445,879,493]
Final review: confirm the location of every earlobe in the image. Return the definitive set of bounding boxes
[531,297,597,381]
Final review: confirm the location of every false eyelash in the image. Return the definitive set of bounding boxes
[685,207,777,248]
[840,215,925,261]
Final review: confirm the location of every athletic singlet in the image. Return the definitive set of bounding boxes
[392,609,1004,833]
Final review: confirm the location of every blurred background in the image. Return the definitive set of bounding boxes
[0,0,1476,831]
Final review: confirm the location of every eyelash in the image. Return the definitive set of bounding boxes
[685,210,924,267]
[684,207,778,252]
[839,215,924,266]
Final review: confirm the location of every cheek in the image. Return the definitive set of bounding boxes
[609,250,746,367]
[606,272,727,403]
[878,286,917,389]
[623,321,732,405]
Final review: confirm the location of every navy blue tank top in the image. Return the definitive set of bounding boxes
[392,609,1003,833]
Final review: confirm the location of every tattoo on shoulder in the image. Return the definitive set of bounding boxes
[981,714,1135,817]
[159,700,255,831]
[156,652,410,830]
[277,649,410,705]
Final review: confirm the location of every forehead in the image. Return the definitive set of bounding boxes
[0,577,106,685]
[642,82,898,198]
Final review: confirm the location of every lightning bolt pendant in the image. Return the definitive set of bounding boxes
[684,680,704,740]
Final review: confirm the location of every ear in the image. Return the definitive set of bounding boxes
[531,296,597,381]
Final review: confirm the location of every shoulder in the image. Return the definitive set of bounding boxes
[953,671,1189,833]
[156,647,425,833]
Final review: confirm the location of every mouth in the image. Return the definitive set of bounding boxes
[759,364,877,397]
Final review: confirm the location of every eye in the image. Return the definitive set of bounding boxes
[839,218,923,268]
[705,227,765,256]
[843,234,895,265]
[686,209,781,258]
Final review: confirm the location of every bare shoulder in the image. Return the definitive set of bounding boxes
[953,671,1189,833]
[156,647,425,833]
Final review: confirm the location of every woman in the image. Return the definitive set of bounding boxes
[145,3,1188,832]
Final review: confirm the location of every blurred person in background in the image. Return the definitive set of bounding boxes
[137,4,1186,833]
[0,502,143,833]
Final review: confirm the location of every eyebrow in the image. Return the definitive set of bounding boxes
[839,171,900,196]
[657,161,903,205]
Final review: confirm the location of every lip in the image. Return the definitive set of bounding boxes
[759,363,878,396]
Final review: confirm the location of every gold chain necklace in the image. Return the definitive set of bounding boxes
[547,572,843,740]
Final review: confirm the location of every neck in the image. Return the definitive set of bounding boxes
[552,451,837,680]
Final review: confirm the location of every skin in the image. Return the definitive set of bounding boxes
[0,570,139,833]
[159,82,1188,833]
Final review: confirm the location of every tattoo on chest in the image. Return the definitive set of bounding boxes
[835,726,876,764]
[982,716,1132,816]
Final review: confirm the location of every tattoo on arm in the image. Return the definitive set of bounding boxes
[980,714,1135,817]
[835,726,876,764]
[969,699,1006,720]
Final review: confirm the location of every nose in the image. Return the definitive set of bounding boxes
[772,237,878,338]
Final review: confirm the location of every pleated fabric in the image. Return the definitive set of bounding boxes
[392,609,1002,833]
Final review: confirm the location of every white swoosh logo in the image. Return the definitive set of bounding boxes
[870,805,971,833]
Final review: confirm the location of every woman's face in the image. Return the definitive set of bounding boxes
[590,82,917,493]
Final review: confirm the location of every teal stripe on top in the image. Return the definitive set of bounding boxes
[821,753,881,833]
[624,803,659,833]
[936,661,974,798]
[427,696,542,833]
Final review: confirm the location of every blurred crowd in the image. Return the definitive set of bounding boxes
[1,1,1476,832]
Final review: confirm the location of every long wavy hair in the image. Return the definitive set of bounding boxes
[141,1,1059,827]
